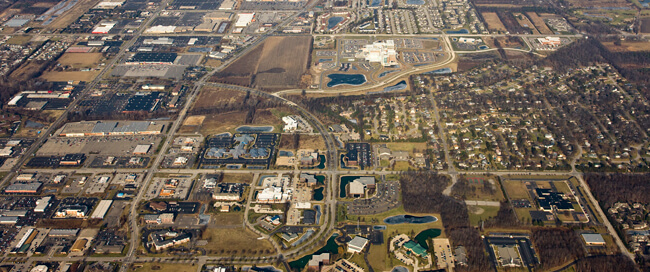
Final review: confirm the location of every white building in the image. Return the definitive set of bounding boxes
[282,116,298,131]
[235,13,255,28]
[357,40,398,67]
[92,22,117,34]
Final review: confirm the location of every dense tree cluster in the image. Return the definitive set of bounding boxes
[576,255,638,272]
[585,173,650,209]
[531,228,586,270]
[448,228,494,272]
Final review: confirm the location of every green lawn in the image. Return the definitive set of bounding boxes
[468,205,501,226]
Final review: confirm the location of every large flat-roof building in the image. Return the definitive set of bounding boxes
[582,233,606,246]
[58,121,164,137]
[90,200,113,219]
[126,52,177,65]
[4,182,42,194]
[347,236,369,253]
[357,40,398,67]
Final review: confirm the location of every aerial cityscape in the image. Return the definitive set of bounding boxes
[0,0,648,271]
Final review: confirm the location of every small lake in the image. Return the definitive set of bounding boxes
[236,126,273,132]
[424,67,452,75]
[446,29,469,34]
[370,0,382,7]
[289,234,339,270]
[326,74,366,88]
[383,214,438,225]
[328,16,344,29]
[391,267,409,272]
[478,45,489,50]
[406,0,424,4]
[383,80,407,92]
[414,228,442,249]
[313,187,324,201]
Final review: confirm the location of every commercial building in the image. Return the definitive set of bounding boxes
[537,37,561,46]
[58,121,164,137]
[0,216,18,224]
[235,13,255,27]
[322,259,364,272]
[496,245,522,267]
[308,253,330,271]
[282,116,298,131]
[34,196,51,212]
[60,153,86,166]
[90,200,113,219]
[133,144,151,155]
[300,173,318,186]
[212,183,246,201]
[4,182,42,194]
[71,239,88,252]
[535,188,574,212]
[403,240,427,257]
[92,22,117,34]
[581,233,606,246]
[149,231,191,251]
[48,229,80,237]
[348,177,376,197]
[357,40,398,67]
[126,52,177,65]
[55,205,88,218]
[94,0,125,9]
[347,236,369,253]
[145,25,177,34]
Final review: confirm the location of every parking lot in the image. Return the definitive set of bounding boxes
[145,177,195,200]
[347,180,400,215]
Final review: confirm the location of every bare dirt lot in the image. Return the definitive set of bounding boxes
[57,52,103,68]
[482,12,507,32]
[641,17,650,33]
[526,12,553,34]
[212,36,312,91]
[254,36,312,89]
[192,107,284,135]
[565,0,631,8]
[192,87,246,111]
[40,71,101,82]
[602,41,650,52]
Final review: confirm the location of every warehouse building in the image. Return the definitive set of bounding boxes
[58,121,164,137]
[581,233,606,246]
[126,52,177,65]
[90,200,113,219]
[4,182,42,194]
[34,196,51,212]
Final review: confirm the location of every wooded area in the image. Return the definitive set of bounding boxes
[531,228,586,270]
[585,173,650,209]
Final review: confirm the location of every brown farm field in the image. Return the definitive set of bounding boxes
[40,71,100,82]
[482,12,507,32]
[57,52,102,68]
[254,36,312,89]
[526,12,553,34]
[191,87,246,111]
[197,107,285,135]
[641,17,650,33]
[565,0,630,8]
[602,41,650,52]
[212,36,312,91]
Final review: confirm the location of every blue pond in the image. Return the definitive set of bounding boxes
[384,214,438,224]
[327,74,366,88]
[383,80,407,92]
[328,17,344,29]
[236,126,273,132]
[391,267,409,272]
[370,0,382,6]
[478,45,488,50]
[424,67,452,74]
[446,29,469,34]
[406,0,424,4]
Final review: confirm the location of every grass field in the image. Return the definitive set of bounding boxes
[5,35,31,45]
[210,212,243,226]
[57,52,103,69]
[130,263,198,272]
[513,13,539,34]
[40,71,100,82]
[299,134,327,150]
[197,108,283,136]
[526,12,553,34]
[468,205,500,225]
[502,180,531,199]
[385,142,427,154]
[199,227,275,255]
[482,12,507,32]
